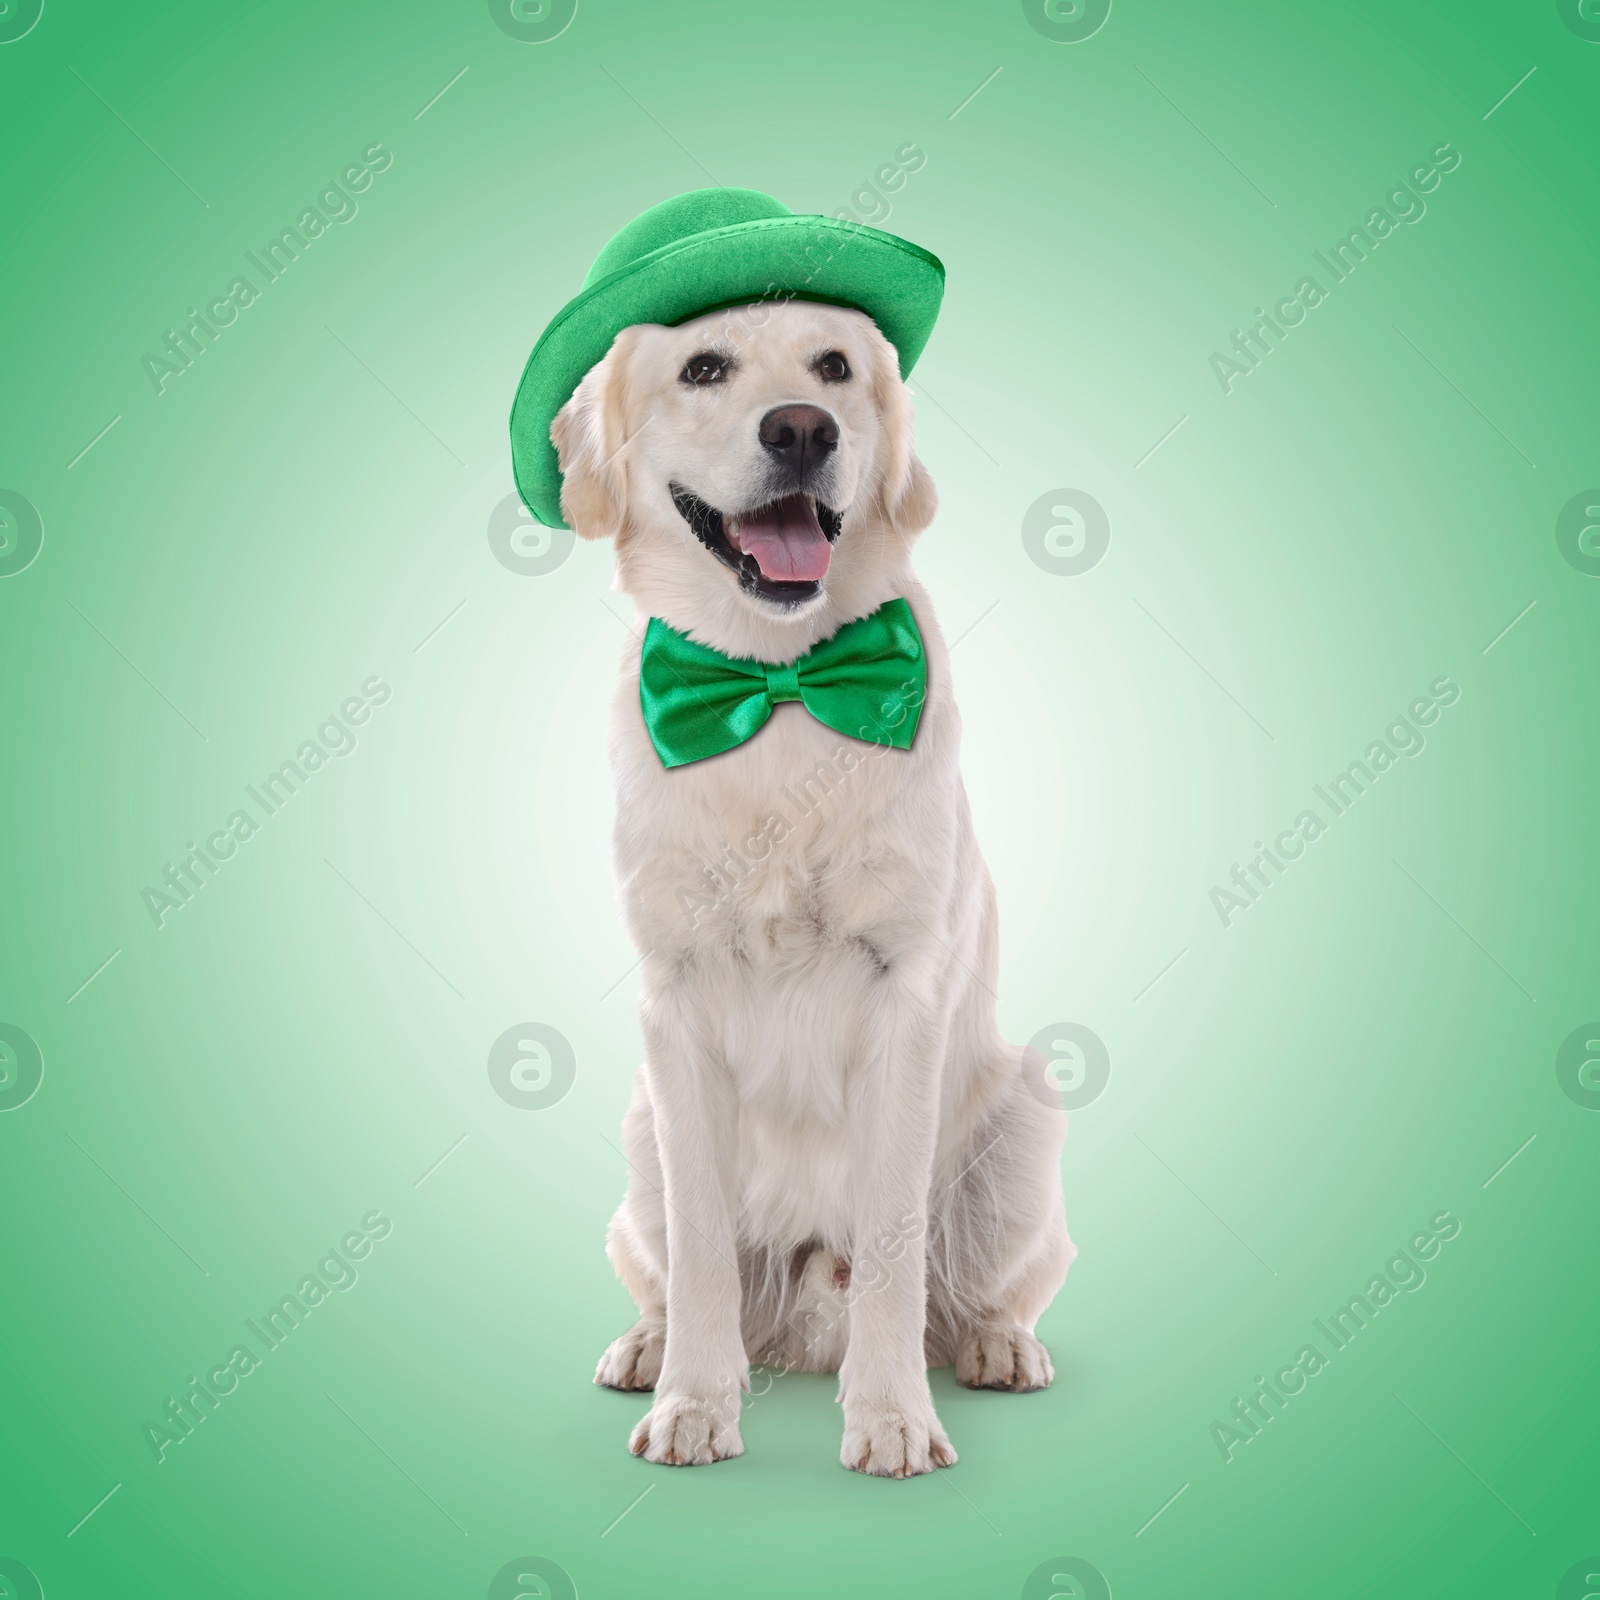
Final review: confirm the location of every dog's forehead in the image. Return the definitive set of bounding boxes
[668,300,872,359]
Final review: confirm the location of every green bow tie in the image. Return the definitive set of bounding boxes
[639,598,927,769]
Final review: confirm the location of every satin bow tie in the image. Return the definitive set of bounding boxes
[638,598,927,769]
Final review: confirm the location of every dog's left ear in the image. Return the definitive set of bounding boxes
[867,329,938,539]
[550,327,642,539]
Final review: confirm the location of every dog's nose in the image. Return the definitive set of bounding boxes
[759,404,838,476]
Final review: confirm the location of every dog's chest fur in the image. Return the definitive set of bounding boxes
[618,691,957,982]
[611,656,964,1239]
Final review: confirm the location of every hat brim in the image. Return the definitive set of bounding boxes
[509,214,945,528]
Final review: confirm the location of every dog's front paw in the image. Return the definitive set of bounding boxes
[841,1395,956,1478]
[956,1323,1054,1392]
[595,1319,665,1391]
[629,1391,743,1466]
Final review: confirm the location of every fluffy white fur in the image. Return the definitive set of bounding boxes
[553,300,1073,1477]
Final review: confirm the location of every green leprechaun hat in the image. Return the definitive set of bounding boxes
[508,187,945,529]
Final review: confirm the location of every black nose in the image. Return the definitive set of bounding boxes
[759,404,838,478]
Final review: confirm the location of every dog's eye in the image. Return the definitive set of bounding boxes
[681,352,728,386]
[815,351,851,383]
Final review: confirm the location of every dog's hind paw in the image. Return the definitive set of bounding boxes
[956,1323,1054,1392]
[595,1319,665,1391]
[629,1391,743,1466]
[841,1395,956,1478]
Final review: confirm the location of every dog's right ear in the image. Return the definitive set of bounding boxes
[550,328,640,539]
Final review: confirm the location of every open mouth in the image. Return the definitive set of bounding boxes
[671,484,843,606]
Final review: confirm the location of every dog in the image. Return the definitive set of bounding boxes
[552,297,1073,1477]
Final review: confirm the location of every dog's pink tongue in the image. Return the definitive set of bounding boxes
[730,495,831,582]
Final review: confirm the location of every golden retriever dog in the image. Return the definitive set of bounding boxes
[554,298,1073,1477]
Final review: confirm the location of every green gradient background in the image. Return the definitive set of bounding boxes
[2,2,1598,1597]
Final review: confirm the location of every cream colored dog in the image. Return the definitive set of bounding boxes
[553,298,1073,1478]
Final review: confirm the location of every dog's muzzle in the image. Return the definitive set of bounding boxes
[671,484,843,607]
